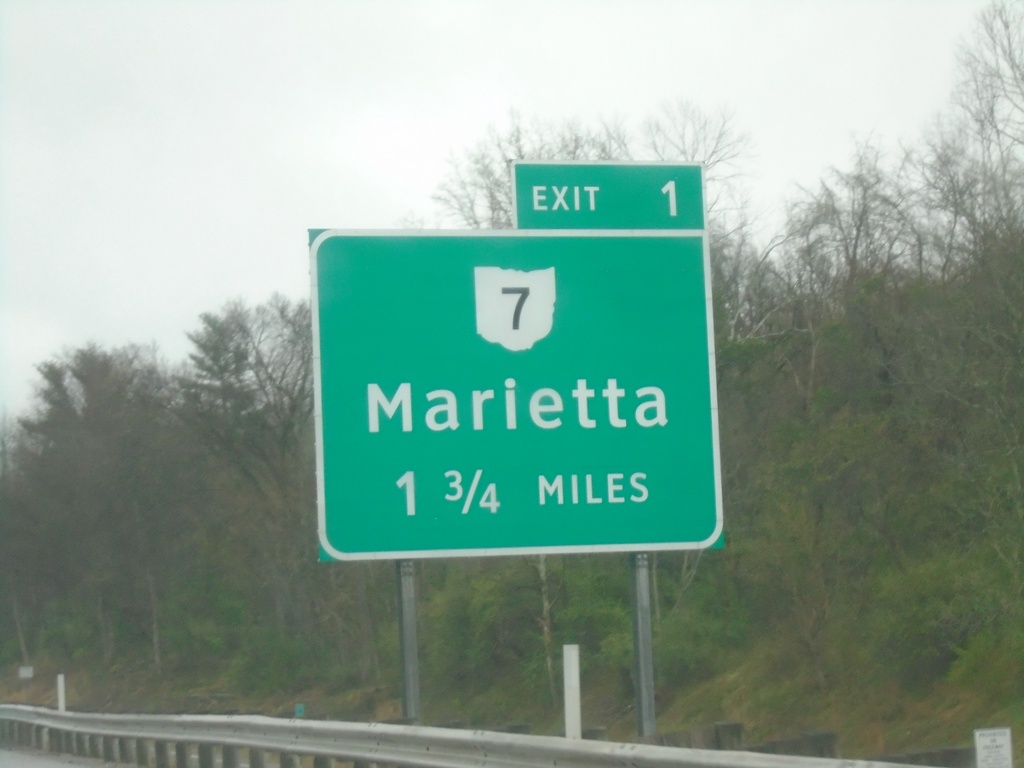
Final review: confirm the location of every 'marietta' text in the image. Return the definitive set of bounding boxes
[367,378,668,432]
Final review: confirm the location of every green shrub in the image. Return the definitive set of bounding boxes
[654,576,748,686]
[947,629,1024,703]
[868,554,1001,688]
[227,630,320,695]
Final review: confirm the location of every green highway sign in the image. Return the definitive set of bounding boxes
[512,162,704,230]
[311,230,722,560]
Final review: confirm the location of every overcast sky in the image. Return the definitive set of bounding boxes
[0,0,993,418]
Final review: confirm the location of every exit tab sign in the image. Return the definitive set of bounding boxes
[512,162,704,230]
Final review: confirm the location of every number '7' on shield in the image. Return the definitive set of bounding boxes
[474,266,556,352]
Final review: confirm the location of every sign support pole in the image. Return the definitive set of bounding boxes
[630,552,656,738]
[396,559,421,722]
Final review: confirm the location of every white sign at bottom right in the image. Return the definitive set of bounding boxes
[975,727,1013,768]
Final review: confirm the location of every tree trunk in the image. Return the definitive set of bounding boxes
[11,591,30,666]
[535,555,558,706]
[355,563,381,683]
[97,592,115,665]
[146,569,162,674]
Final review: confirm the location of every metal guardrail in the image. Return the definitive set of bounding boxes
[0,703,935,768]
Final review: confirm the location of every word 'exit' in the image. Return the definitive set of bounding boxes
[531,185,600,212]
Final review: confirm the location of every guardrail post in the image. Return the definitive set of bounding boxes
[248,747,267,767]
[198,742,214,768]
[154,740,171,768]
[152,741,168,768]
[280,751,300,768]
[174,741,190,768]
[222,744,239,768]
[715,721,744,749]
[313,756,332,768]
[137,737,151,765]
[119,735,132,762]
[802,731,839,758]
[103,734,117,762]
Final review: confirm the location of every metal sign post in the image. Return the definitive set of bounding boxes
[396,560,421,722]
[629,553,656,737]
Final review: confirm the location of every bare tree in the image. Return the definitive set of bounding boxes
[432,112,633,229]
[179,295,315,639]
[3,345,197,671]
[643,99,751,222]
[954,0,1024,229]
[432,103,754,230]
